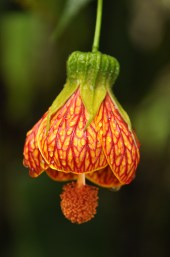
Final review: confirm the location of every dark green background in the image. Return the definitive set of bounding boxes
[0,0,170,257]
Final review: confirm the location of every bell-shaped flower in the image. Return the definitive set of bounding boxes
[23,51,140,224]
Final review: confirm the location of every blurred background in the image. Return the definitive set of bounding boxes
[0,0,170,257]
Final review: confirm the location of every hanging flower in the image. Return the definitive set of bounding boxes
[23,51,140,224]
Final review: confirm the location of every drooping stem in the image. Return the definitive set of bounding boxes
[92,0,103,52]
[77,174,86,187]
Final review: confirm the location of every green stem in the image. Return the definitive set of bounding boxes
[92,0,103,52]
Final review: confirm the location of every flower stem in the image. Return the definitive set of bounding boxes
[77,174,86,187]
[92,0,103,52]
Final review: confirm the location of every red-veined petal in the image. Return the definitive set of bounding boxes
[37,89,107,174]
[96,93,140,184]
[23,113,49,177]
[86,166,122,189]
[46,169,77,181]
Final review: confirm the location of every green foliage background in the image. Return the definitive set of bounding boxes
[0,0,170,257]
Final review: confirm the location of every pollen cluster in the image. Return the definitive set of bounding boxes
[60,182,99,224]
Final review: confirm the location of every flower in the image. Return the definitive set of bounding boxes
[23,51,140,224]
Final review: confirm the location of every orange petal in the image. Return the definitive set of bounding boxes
[46,168,77,181]
[86,166,122,189]
[37,89,107,174]
[23,113,49,177]
[96,93,140,184]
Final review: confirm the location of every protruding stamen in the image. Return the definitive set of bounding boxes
[60,182,99,224]
[77,173,86,187]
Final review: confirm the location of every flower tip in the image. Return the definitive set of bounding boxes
[110,186,121,192]
[60,182,99,224]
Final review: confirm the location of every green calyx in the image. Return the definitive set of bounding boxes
[46,51,120,131]
[67,51,119,88]
[67,51,120,126]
